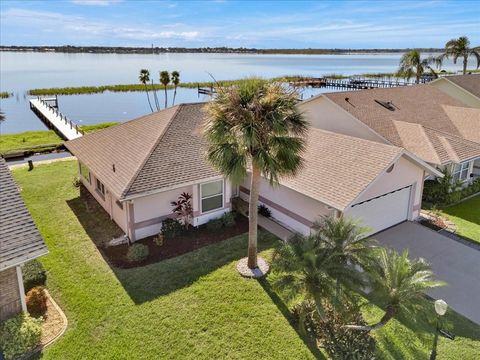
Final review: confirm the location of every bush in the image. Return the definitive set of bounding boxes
[72,176,81,188]
[26,287,48,318]
[292,301,375,360]
[126,243,149,263]
[206,218,224,232]
[221,211,237,228]
[161,218,184,239]
[0,313,42,360]
[258,204,272,218]
[22,259,47,292]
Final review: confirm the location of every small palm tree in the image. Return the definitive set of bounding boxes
[160,71,170,109]
[346,248,445,331]
[438,36,480,75]
[398,50,438,84]
[204,78,308,269]
[171,71,180,106]
[139,69,154,112]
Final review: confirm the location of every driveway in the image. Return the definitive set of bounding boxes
[374,221,480,325]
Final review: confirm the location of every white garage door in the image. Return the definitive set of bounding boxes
[346,186,411,236]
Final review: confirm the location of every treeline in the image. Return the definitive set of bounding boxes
[0,45,444,55]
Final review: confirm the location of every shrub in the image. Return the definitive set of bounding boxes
[161,218,184,239]
[153,233,164,246]
[22,259,47,292]
[126,243,149,263]
[221,211,237,227]
[72,176,81,188]
[258,204,272,218]
[292,301,375,360]
[206,218,224,232]
[0,313,42,360]
[26,287,48,318]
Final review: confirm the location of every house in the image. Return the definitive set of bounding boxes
[0,158,48,321]
[66,103,441,240]
[430,74,480,108]
[300,85,480,184]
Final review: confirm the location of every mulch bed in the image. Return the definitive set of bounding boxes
[102,216,249,268]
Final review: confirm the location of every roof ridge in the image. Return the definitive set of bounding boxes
[423,125,480,148]
[121,104,185,199]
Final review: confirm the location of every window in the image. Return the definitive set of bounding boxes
[452,161,470,182]
[201,180,223,213]
[79,161,91,183]
[96,178,105,197]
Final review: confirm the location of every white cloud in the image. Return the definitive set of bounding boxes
[71,0,123,6]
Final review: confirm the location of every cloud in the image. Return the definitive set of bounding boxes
[71,0,123,5]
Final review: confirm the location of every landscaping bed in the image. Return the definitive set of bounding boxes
[103,216,249,268]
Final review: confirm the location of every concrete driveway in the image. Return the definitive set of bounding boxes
[374,221,480,325]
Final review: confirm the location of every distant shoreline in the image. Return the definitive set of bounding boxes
[0,45,443,55]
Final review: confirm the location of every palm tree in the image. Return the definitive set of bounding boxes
[398,50,438,84]
[160,71,170,109]
[139,69,154,112]
[204,78,308,269]
[346,248,445,331]
[171,71,180,106]
[438,36,480,75]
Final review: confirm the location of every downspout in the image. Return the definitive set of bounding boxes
[108,191,113,220]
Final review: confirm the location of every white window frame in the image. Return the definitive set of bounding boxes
[200,179,224,214]
[452,161,471,182]
[96,178,105,197]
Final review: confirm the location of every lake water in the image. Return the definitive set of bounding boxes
[0,51,464,134]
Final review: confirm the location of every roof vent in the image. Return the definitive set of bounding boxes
[112,164,116,173]
[375,99,396,111]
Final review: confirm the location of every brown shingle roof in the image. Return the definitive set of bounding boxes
[65,103,218,199]
[280,128,403,211]
[445,74,480,98]
[324,85,480,164]
[0,159,48,270]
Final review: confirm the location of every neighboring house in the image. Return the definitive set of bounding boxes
[66,103,441,240]
[0,158,48,321]
[300,85,480,184]
[430,74,480,108]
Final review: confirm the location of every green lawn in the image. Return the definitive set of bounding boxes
[13,161,480,359]
[442,195,480,243]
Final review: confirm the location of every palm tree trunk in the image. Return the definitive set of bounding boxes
[248,165,261,268]
[164,87,168,109]
[151,80,160,111]
[172,86,177,106]
[144,84,154,112]
[463,56,468,75]
[344,305,396,331]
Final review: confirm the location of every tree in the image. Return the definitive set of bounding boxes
[438,36,480,75]
[346,248,445,331]
[171,71,180,106]
[139,69,154,112]
[160,71,170,109]
[397,50,438,84]
[204,78,308,268]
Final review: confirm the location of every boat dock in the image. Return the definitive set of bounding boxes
[290,76,432,90]
[29,97,84,140]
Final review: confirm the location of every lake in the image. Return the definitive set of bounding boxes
[0,51,464,134]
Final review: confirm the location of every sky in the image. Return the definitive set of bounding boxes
[0,0,479,49]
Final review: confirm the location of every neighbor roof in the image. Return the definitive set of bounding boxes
[65,103,219,200]
[323,85,480,165]
[0,158,48,270]
[444,74,480,99]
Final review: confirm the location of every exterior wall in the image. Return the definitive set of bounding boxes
[240,174,335,235]
[350,155,424,219]
[430,79,480,108]
[0,267,22,321]
[300,96,387,143]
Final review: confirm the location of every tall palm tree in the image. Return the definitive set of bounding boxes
[204,78,308,269]
[171,70,180,106]
[139,69,154,112]
[160,71,170,109]
[438,36,480,75]
[346,248,445,331]
[398,50,438,84]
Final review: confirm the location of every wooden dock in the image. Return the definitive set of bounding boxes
[29,97,84,140]
[290,76,432,90]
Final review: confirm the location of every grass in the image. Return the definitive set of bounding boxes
[0,123,117,155]
[13,160,480,359]
[441,195,480,243]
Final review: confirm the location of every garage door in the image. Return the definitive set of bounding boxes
[346,186,411,236]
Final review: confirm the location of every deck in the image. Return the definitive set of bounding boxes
[29,98,84,140]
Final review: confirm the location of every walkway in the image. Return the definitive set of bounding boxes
[375,221,480,324]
